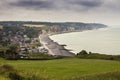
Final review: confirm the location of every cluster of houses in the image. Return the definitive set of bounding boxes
[0,25,48,58]
[16,34,48,58]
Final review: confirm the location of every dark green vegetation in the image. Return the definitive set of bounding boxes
[77,50,120,61]
[1,51,57,60]
[0,58,120,80]
[26,52,61,60]
[3,44,20,60]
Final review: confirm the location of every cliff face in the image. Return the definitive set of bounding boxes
[0,21,107,34]
[45,22,107,34]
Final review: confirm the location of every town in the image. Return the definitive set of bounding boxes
[0,21,107,59]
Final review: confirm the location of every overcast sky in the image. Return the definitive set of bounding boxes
[0,0,120,25]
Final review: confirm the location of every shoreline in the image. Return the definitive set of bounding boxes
[48,29,94,36]
[48,27,106,36]
[39,34,75,57]
[39,27,108,56]
[48,30,83,36]
[48,27,120,55]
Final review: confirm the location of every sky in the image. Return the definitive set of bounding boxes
[0,0,120,25]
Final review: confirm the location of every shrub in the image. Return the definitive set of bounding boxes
[76,50,120,61]
[0,51,5,58]
[77,50,88,55]
[0,64,23,80]
[8,72,23,80]
[26,52,55,60]
[0,64,15,74]
[69,71,120,80]
[22,72,50,80]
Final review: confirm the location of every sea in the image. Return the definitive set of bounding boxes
[50,26,120,55]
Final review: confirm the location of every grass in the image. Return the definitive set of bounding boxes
[69,71,120,80]
[0,76,8,80]
[0,58,120,80]
[76,52,120,61]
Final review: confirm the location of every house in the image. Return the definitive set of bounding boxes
[38,46,48,53]
[19,46,29,58]
[0,25,3,30]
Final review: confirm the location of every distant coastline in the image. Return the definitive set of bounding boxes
[0,21,107,57]
[42,27,107,56]
[50,26,120,55]
[48,27,106,36]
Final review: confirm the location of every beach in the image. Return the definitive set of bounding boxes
[50,26,120,55]
[39,34,75,57]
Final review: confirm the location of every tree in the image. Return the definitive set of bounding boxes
[5,44,20,60]
[77,50,88,55]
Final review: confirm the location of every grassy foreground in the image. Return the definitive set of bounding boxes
[0,58,120,80]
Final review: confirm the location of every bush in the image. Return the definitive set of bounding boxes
[0,64,48,80]
[24,72,49,80]
[0,51,5,58]
[76,50,120,61]
[77,50,88,55]
[26,52,55,60]
[8,72,23,80]
[69,71,120,80]
[0,64,24,80]
[0,64,15,74]
[4,44,20,60]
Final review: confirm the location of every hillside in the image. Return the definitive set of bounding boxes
[0,21,107,34]
[0,58,120,80]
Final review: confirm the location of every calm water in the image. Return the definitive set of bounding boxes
[50,26,120,55]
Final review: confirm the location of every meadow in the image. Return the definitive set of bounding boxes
[0,58,120,80]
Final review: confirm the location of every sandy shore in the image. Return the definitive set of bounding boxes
[39,34,75,57]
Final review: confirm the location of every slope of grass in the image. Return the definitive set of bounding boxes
[0,58,120,80]
[0,76,8,80]
[69,71,120,80]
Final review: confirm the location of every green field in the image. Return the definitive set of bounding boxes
[0,58,120,80]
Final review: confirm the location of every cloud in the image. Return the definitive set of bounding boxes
[104,0,120,12]
[62,0,104,11]
[7,0,104,11]
[0,0,120,25]
[67,0,103,7]
[0,0,120,12]
[9,0,56,10]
